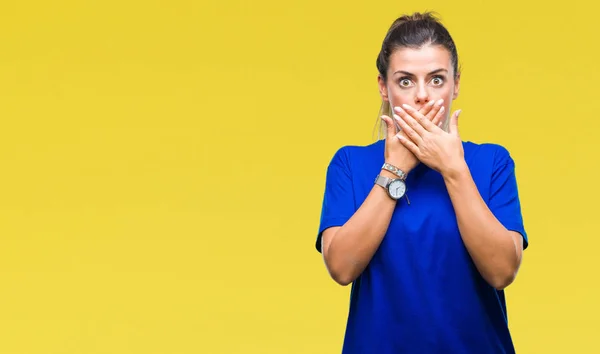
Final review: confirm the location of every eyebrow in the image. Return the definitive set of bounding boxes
[393,68,448,76]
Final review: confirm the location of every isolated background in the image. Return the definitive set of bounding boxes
[0,0,597,353]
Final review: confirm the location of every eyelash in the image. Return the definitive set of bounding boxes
[399,75,445,87]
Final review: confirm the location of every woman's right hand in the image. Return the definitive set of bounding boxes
[380,99,445,174]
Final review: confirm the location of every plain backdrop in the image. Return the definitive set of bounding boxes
[0,0,598,353]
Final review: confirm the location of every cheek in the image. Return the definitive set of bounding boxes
[387,89,412,106]
[439,88,454,108]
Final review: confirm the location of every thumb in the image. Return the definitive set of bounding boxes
[381,115,396,139]
[449,109,461,136]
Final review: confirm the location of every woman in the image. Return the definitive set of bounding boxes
[316,12,528,353]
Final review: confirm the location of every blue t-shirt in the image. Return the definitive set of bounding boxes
[316,139,528,354]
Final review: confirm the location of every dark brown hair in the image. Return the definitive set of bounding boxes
[376,12,460,81]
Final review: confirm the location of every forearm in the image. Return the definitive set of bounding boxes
[325,171,398,284]
[443,163,521,290]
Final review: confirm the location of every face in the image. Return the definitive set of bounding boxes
[377,44,460,131]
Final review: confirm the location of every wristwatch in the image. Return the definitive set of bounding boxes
[374,174,406,200]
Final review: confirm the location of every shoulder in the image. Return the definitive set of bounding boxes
[463,141,515,168]
[327,139,385,167]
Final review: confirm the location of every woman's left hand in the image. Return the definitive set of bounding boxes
[393,103,466,177]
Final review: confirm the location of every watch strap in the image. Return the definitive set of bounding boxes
[374,174,393,188]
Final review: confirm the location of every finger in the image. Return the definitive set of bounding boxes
[425,99,444,121]
[395,99,442,122]
[431,105,445,128]
[394,112,423,146]
[449,109,462,136]
[396,134,419,155]
[394,105,428,136]
[401,104,438,133]
[419,99,437,117]
[381,115,396,140]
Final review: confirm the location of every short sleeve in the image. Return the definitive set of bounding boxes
[315,147,356,253]
[488,146,529,250]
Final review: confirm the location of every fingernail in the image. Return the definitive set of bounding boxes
[440,106,445,112]
[437,99,444,105]
[457,109,462,116]
[428,100,435,106]
[402,104,411,110]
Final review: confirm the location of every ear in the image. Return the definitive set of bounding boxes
[452,72,461,100]
[377,75,389,102]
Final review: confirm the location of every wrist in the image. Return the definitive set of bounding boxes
[380,169,400,180]
[441,160,469,182]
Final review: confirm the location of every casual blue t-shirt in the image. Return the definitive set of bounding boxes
[316,139,528,354]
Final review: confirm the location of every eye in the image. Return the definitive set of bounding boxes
[399,78,413,87]
[431,76,445,86]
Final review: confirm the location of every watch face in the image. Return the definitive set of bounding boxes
[388,180,406,199]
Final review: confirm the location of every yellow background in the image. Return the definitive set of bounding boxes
[0,0,597,353]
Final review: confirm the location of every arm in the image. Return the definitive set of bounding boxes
[319,103,445,285]
[392,105,527,290]
[321,169,400,286]
[443,162,524,290]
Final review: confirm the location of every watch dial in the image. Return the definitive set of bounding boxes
[389,180,406,199]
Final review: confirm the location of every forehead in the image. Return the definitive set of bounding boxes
[388,45,452,75]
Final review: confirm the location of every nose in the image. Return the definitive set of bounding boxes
[414,85,430,106]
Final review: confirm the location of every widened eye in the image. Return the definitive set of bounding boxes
[431,76,445,86]
[399,78,413,87]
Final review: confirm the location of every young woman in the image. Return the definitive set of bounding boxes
[316,12,528,353]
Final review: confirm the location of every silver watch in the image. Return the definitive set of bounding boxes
[374,174,406,200]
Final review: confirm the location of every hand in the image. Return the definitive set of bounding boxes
[381,99,445,174]
[393,103,465,177]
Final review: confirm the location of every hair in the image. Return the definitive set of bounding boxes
[372,11,460,140]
